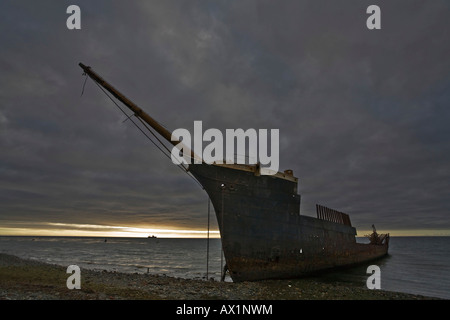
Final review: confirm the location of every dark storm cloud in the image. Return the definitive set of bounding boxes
[0,0,449,235]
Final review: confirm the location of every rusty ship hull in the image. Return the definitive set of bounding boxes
[189,163,389,282]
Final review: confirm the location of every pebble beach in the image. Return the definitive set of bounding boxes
[0,253,440,300]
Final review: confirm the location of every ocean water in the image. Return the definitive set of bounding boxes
[0,236,449,299]
[0,236,226,281]
[317,236,450,300]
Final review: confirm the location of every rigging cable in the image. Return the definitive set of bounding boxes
[80,72,89,96]
[84,75,203,189]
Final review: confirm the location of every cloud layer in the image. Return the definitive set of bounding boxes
[1,0,449,235]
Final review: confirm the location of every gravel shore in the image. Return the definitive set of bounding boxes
[0,253,439,300]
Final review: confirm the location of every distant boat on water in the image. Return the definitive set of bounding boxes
[148,235,157,239]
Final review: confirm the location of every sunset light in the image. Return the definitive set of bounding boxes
[0,222,221,238]
[0,221,449,238]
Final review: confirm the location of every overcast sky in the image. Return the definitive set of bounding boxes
[0,0,449,237]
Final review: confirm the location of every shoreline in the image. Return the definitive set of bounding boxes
[0,253,441,300]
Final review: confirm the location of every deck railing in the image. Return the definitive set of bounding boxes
[316,204,352,227]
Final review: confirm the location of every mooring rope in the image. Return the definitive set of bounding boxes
[220,188,224,281]
[206,197,210,280]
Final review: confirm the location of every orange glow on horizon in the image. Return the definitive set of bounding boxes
[0,222,449,238]
[0,222,221,238]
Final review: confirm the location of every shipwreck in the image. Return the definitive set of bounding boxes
[79,63,389,282]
